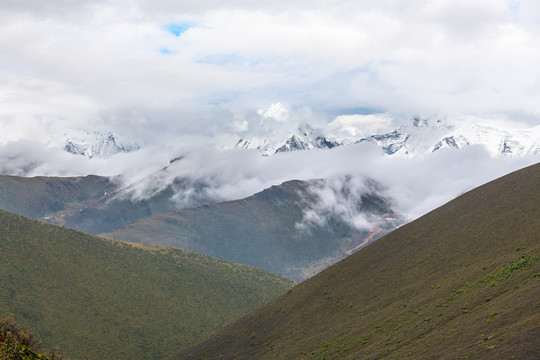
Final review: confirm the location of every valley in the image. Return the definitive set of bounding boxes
[102,179,398,280]
[2,2,540,358]
[1,132,539,360]
[0,173,400,281]
[1,117,539,360]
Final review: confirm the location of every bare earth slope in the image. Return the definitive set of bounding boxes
[174,162,540,360]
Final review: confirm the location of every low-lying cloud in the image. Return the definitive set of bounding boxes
[295,177,385,232]
[146,144,540,226]
[1,136,539,229]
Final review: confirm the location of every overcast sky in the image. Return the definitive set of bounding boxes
[1,0,540,144]
[2,0,540,226]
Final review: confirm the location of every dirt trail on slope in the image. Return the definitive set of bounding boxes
[345,227,382,255]
[345,214,397,255]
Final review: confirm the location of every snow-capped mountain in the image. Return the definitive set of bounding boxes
[358,116,540,157]
[234,123,342,155]
[227,102,345,155]
[230,106,540,158]
[258,102,290,122]
[63,131,140,159]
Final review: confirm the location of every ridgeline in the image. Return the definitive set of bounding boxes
[175,163,540,359]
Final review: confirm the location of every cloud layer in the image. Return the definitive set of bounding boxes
[150,146,540,227]
[1,0,540,145]
[2,1,540,229]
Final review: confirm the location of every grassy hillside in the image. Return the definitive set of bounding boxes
[0,175,114,219]
[44,179,186,234]
[0,210,294,360]
[0,175,213,234]
[104,179,396,280]
[175,163,540,359]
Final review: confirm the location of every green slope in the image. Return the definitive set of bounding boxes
[174,163,540,359]
[104,179,396,280]
[0,175,114,219]
[0,175,213,235]
[0,210,294,360]
[44,179,187,234]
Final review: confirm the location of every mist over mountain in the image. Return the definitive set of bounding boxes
[2,133,539,235]
[103,177,400,280]
[1,2,539,359]
[1,106,539,259]
[0,170,222,235]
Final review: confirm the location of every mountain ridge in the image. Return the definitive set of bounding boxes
[227,113,540,157]
[0,173,217,234]
[0,174,115,219]
[103,178,399,280]
[174,161,540,359]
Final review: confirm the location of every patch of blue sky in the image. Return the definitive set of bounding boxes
[159,48,175,55]
[165,23,192,37]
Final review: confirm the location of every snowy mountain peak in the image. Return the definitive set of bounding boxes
[412,116,428,127]
[232,122,341,156]
[63,131,140,159]
[258,102,289,122]
[360,116,540,157]
[230,114,540,158]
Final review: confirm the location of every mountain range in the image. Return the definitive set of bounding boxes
[232,123,341,155]
[61,130,140,159]
[0,172,216,234]
[358,116,540,157]
[0,173,399,281]
[227,107,540,157]
[103,178,399,280]
[28,109,540,162]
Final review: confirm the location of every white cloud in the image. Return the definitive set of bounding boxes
[0,0,539,146]
[328,114,393,137]
[1,122,539,233]
[294,177,377,232]
[1,1,540,225]
[130,144,540,229]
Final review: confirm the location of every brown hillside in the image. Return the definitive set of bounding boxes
[174,162,540,359]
